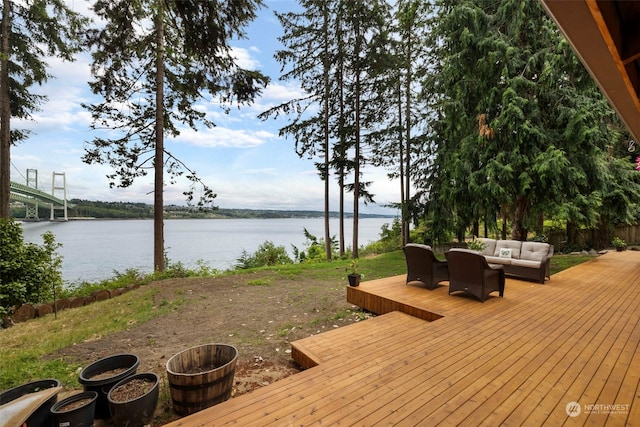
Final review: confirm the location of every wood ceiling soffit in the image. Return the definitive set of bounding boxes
[589,0,640,102]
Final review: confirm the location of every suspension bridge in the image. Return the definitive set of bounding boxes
[9,169,69,221]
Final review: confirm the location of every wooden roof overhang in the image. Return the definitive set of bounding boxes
[539,0,640,143]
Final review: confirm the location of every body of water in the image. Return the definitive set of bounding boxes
[20,217,393,284]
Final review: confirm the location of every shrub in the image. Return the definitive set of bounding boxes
[292,228,338,262]
[0,219,63,318]
[361,218,402,255]
[235,241,292,269]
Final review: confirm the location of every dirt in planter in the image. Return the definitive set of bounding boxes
[58,397,93,411]
[182,364,221,374]
[89,367,128,380]
[110,378,155,402]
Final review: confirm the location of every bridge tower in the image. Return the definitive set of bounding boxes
[50,172,68,221]
[25,169,40,220]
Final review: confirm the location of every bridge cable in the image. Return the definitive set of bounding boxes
[10,161,27,182]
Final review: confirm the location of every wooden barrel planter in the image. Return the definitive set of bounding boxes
[54,298,71,311]
[35,303,54,318]
[69,296,86,308]
[166,343,238,416]
[92,289,111,302]
[12,304,36,323]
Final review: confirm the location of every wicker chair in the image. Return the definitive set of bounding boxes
[402,244,449,290]
[445,248,505,302]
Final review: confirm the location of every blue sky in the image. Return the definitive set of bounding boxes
[11,0,400,215]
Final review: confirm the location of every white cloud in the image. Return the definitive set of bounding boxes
[174,127,275,148]
[9,1,401,217]
[231,46,262,69]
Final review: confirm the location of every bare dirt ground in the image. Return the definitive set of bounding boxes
[46,270,372,425]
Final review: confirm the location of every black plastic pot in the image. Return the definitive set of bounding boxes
[0,378,61,427]
[348,274,361,287]
[50,391,97,427]
[108,372,159,427]
[78,353,140,419]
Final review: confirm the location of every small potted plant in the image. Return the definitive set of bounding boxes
[346,260,362,287]
[612,236,627,251]
[50,391,98,427]
[467,238,487,253]
[108,372,159,426]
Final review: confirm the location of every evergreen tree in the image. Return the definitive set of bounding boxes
[335,0,390,257]
[419,0,639,244]
[261,0,336,260]
[82,0,268,271]
[0,0,87,217]
[369,0,433,246]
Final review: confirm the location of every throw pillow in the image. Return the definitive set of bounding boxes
[499,248,512,258]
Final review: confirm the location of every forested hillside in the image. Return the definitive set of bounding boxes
[10,199,392,220]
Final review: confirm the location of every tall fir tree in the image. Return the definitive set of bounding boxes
[419,0,639,245]
[83,0,268,271]
[0,0,87,218]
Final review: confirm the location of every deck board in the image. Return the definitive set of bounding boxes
[165,251,640,426]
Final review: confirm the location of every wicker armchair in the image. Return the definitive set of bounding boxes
[445,248,505,302]
[402,244,449,290]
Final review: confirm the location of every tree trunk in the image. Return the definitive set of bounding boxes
[593,219,610,249]
[0,0,11,218]
[339,168,345,255]
[511,195,529,241]
[153,7,165,272]
[501,205,507,240]
[566,221,578,247]
[322,3,331,261]
[397,80,407,246]
[352,70,360,259]
[403,30,412,247]
[337,14,345,257]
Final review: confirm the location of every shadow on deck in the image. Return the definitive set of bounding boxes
[166,251,640,426]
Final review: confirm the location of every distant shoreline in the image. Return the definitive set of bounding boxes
[11,200,397,221]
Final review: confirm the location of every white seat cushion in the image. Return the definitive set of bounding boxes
[478,238,496,256]
[520,242,550,262]
[485,255,512,265]
[510,258,541,268]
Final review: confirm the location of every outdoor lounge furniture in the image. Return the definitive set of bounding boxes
[403,244,449,290]
[445,248,505,302]
[476,238,554,283]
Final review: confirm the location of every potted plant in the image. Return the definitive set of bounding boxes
[467,238,487,253]
[612,237,627,251]
[166,343,238,416]
[346,260,362,287]
[108,372,159,426]
[50,391,98,427]
[77,353,140,419]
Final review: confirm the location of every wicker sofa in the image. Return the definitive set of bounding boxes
[476,238,554,284]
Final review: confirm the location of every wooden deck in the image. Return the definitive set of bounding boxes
[166,251,640,426]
